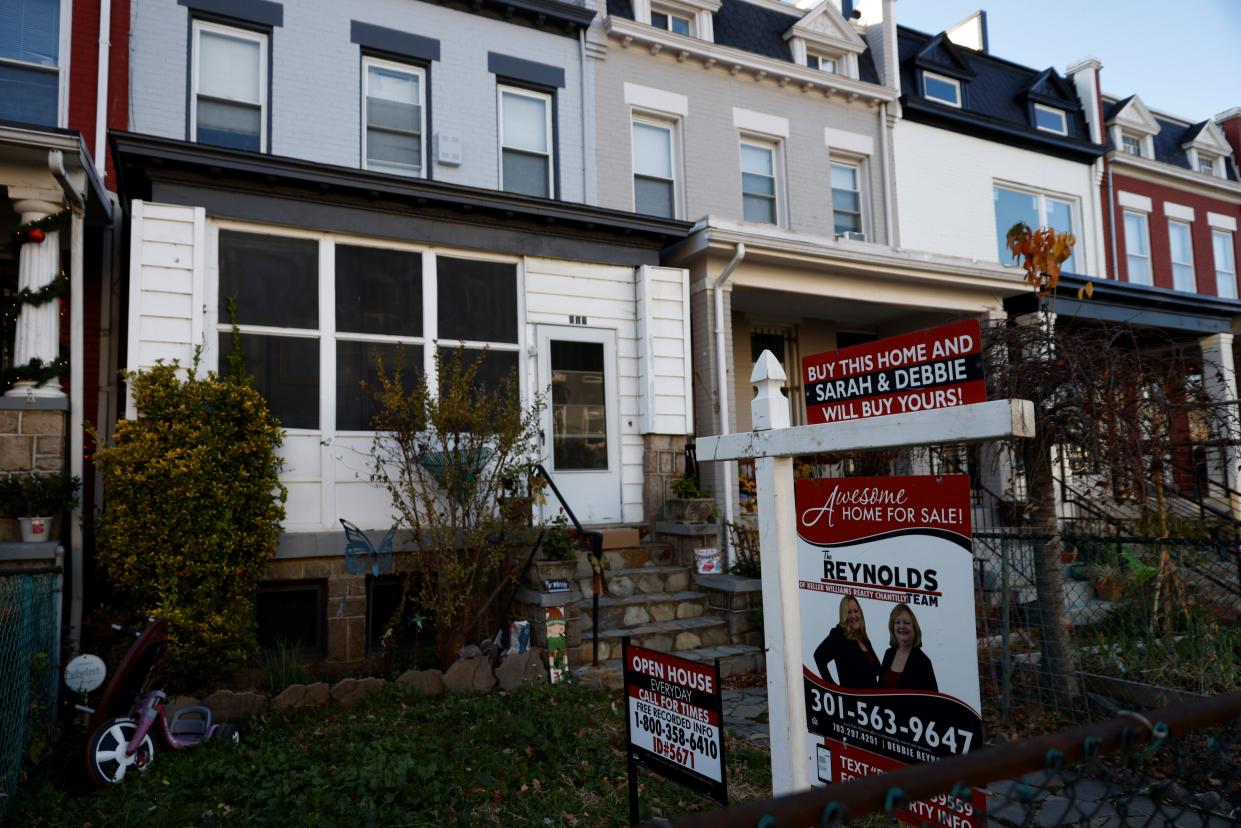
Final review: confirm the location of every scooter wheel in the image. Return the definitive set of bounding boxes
[214,723,241,744]
[87,717,156,785]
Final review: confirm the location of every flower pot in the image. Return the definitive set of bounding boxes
[1092,578,1124,602]
[527,559,578,591]
[663,497,714,524]
[19,516,53,543]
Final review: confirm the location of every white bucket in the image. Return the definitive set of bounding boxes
[19,516,52,543]
[694,547,721,575]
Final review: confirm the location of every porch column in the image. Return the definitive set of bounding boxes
[1199,332,1240,517]
[6,192,65,399]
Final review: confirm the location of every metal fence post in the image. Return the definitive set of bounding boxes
[1000,534,1012,725]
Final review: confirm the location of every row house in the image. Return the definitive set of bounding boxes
[113,0,696,660]
[1,0,128,646]
[589,0,1027,526]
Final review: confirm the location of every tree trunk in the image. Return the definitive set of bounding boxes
[1022,437,1080,709]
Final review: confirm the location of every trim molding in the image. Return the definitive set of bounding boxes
[351,21,441,63]
[177,0,282,27]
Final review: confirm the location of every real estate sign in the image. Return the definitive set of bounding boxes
[796,474,986,827]
[802,319,985,424]
[623,640,728,808]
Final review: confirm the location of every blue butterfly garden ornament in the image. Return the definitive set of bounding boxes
[340,519,396,577]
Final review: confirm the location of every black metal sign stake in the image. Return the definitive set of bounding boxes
[623,635,640,825]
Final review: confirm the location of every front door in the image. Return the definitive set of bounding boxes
[537,325,622,524]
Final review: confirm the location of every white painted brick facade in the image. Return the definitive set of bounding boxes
[129,0,587,200]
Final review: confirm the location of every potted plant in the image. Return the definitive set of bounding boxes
[527,510,579,590]
[1087,559,1126,602]
[1,473,81,543]
[663,475,715,524]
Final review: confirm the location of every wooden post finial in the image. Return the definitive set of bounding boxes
[751,350,790,431]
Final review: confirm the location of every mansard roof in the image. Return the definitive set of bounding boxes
[897,25,1102,163]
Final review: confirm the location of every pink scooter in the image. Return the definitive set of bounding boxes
[84,620,239,785]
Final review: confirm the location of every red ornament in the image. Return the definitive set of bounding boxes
[26,228,46,243]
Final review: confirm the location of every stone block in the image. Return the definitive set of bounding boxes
[443,654,496,694]
[326,618,348,662]
[645,634,673,652]
[636,573,664,594]
[622,605,651,626]
[608,575,635,597]
[327,573,364,599]
[301,560,332,579]
[331,676,387,708]
[0,436,34,472]
[272,682,331,709]
[346,617,367,661]
[701,628,729,647]
[495,650,535,691]
[674,631,702,651]
[0,412,18,433]
[676,602,704,620]
[665,571,690,592]
[21,412,64,436]
[396,668,445,697]
[34,453,63,471]
[203,690,269,720]
[649,602,676,623]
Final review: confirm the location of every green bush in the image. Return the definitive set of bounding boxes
[0,472,79,516]
[93,359,286,688]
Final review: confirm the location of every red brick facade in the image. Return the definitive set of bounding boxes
[67,0,130,189]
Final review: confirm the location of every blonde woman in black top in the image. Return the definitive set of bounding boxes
[813,594,880,689]
[878,602,938,692]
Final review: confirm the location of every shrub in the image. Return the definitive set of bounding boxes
[369,346,542,666]
[670,475,705,499]
[93,358,286,688]
[0,472,80,516]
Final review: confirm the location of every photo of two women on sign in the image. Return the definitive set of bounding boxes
[813,594,938,692]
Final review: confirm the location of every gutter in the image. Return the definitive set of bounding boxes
[878,101,898,249]
[94,0,112,176]
[712,243,745,564]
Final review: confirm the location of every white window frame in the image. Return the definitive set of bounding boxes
[806,52,838,74]
[829,157,865,240]
[1120,133,1142,157]
[1123,209,1152,286]
[630,113,682,219]
[922,72,961,108]
[650,4,694,36]
[1033,103,1068,136]
[1168,219,1196,293]
[1213,229,1236,299]
[0,0,73,128]
[992,183,1082,270]
[497,84,555,198]
[1198,154,1217,177]
[190,19,269,151]
[361,56,426,178]
[739,136,783,227]
[206,221,526,437]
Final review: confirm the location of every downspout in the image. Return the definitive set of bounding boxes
[578,27,594,204]
[94,0,112,176]
[1107,163,1118,279]
[878,102,898,249]
[50,150,87,651]
[713,242,745,564]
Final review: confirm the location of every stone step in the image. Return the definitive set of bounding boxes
[574,644,767,687]
[576,565,691,598]
[581,615,729,662]
[578,590,709,631]
[574,543,675,576]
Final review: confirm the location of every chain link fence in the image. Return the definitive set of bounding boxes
[0,567,61,820]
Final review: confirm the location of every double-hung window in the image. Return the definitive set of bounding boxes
[1123,210,1152,286]
[1168,220,1195,292]
[830,161,863,237]
[650,6,692,35]
[0,0,62,127]
[632,118,678,218]
[192,21,267,151]
[363,57,425,177]
[1213,230,1237,299]
[499,85,554,198]
[1121,134,1141,156]
[740,140,778,225]
[806,53,837,73]
[1198,156,1216,177]
[922,72,961,107]
[993,185,1078,272]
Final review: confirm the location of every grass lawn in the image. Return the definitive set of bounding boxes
[12,683,772,827]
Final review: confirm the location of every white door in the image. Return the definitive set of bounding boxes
[537,325,622,524]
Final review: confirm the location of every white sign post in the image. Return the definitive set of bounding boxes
[696,351,1034,795]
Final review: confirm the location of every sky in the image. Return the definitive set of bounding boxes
[893,0,1241,122]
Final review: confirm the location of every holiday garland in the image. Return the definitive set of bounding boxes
[12,208,71,248]
[1,209,74,390]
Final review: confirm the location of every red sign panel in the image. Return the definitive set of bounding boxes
[801,319,985,425]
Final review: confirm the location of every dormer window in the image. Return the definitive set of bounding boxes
[1199,155,1217,177]
[1121,134,1142,156]
[806,52,838,74]
[923,72,961,107]
[651,6,692,36]
[1033,104,1067,135]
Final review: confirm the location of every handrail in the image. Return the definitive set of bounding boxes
[531,463,606,666]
